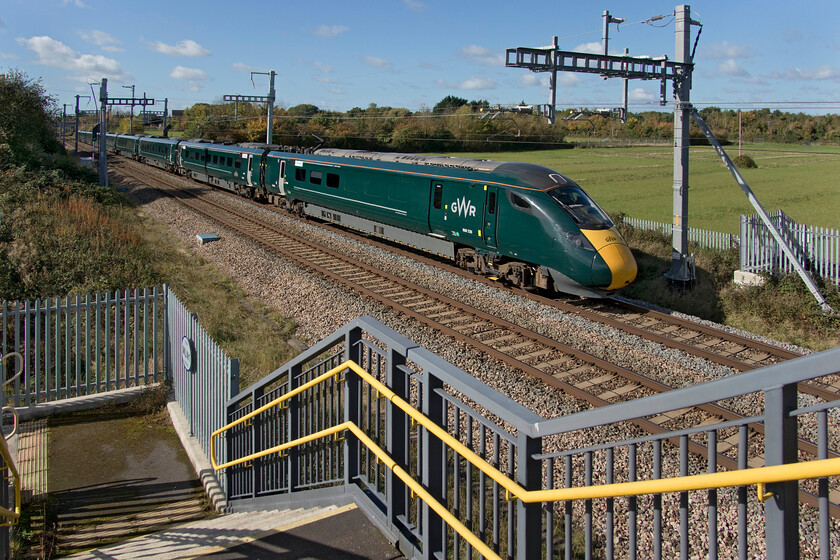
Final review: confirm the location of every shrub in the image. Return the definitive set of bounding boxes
[732,154,757,168]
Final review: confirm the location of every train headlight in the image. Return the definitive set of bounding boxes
[564,231,596,251]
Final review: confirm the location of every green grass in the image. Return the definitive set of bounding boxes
[443,143,840,234]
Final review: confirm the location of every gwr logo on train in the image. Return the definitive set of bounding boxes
[451,196,476,218]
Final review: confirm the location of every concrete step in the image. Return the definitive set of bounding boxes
[63,504,341,560]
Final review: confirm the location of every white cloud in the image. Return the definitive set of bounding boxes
[17,35,129,81]
[628,87,655,102]
[152,39,210,57]
[702,40,751,60]
[78,30,123,52]
[780,65,840,81]
[0,52,17,60]
[363,56,392,70]
[573,42,603,55]
[232,62,268,73]
[325,86,344,95]
[462,45,504,66]
[314,61,333,74]
[437,77,497,90]
[314,25,348,38]
[458,77,496,90]
[404,0,426,12]
[519,73,578,88]
[62,0,89,7]
[718,59,749,77]
[170,66,207,81]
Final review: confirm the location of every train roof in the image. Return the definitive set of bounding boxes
[314,148,506,173]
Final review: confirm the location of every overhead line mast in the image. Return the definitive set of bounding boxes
[506,4,699,287]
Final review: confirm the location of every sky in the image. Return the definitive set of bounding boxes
[1,0,839,115]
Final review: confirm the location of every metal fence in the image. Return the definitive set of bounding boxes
[214,316,840,560]
[741,210,840,286]
[621,216,740,251]
[0,287,166,406]
[166,286,239,493]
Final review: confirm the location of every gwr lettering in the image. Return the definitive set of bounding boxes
[451,196,476,218]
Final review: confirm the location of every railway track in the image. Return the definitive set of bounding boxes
[111,156,840,514]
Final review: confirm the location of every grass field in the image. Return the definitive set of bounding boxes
[444,143,840,234]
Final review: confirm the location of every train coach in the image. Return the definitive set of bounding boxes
[277,149,637,296]
[77,130,637,297]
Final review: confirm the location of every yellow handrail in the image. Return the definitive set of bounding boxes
[0,352,22,526]
[211,360,840,553]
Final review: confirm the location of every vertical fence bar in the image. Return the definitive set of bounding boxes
[628,443,637,560]
[818,409,829,560]
[680,435,688,560]
[708,430,718,560]
[565,455,572,560]
[653,439,662,560]
[738,426,748,560]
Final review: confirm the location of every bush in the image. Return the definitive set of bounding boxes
[732,154,757,168]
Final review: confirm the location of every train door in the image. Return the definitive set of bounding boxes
[246,154,254,186]
[483,185,498,248]
[428,180,483,245]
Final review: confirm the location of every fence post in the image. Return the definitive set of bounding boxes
[516,432,542,559]
[344,327,362,487]
[386,346,409,537]
[420,367,446,559]
[764,383,799,560]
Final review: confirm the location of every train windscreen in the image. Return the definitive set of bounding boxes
[546,186,614,230]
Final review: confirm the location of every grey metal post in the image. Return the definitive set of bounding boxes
[122,84,134,133]
[267,71,276,145]
[665,4,696,285]
[98,78,108,187]
[548,36,558,125]
[386,347,409,538]
[516,432,542,559]
[163,98,168,134]
[764,384,800,560]
[622,48,630,122]
[421,368,445,558]
[61,104,68,149]
[74,95,80,155]
[344,327,362,486]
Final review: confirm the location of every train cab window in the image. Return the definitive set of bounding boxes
[433,184,443,209]
[546,186,612,229]
[310,170,322,185]
[326,173,339,188]
[295,168,306,181]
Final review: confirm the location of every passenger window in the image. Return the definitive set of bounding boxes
[295,168,306,181]
[227,157,232,167]
[433,184,443,209]
[310,170,322,185]
[235,160,241,169]
[326,173,339,188]
[212,155,218,164]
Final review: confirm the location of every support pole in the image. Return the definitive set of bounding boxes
[548,36,558,125]
[74,95,80,155]
[665,4,696,285]
[98,78,108,187]
[61,104,68,149]
[691,108,834,313]
[267,71,276,145]
[164,98,169,135]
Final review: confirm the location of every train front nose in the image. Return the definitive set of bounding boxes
[582,228,638,291]
[597,242,637,290]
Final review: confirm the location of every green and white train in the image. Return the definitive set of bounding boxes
[78,130,637,297]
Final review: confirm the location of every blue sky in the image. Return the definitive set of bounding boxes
[2,0,839,114]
